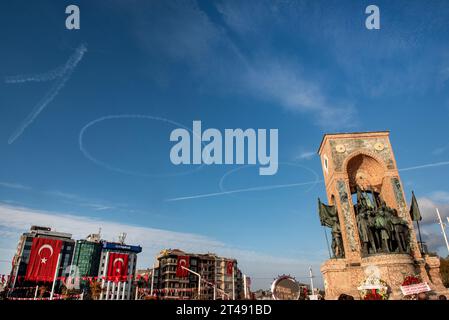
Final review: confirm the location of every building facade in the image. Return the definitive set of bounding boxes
[98,241,142,300]
[70,233,103,291]
[149,249,245,300]
[8,226,75,295]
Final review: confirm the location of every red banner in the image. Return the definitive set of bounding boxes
[107,252,129,281]
[226,261,234,275]
[176,256,190,277]
[25,238,62,282]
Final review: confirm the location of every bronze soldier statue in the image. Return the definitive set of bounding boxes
[331,216,344,258]
[374,207,392,253]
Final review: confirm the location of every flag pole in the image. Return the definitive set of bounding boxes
[9,256,22,297]
[436,208,449,254]
[232,263,235,300]
[243,274,247,299]
[150,263,155,296]
[416,219,424,253]
[34,285,38,300]
[50,253,61,300]
[323,227,332,259]
[411,191,424,253]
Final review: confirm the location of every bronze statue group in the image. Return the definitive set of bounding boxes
[354,187,410,256]
[319,186,411,259]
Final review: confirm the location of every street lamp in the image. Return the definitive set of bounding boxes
[181,266,201,299]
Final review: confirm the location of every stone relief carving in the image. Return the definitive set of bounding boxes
[337,180,357,251]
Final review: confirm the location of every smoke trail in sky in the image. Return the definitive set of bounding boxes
[166,179,323,202]
[398,161,449,172]
[6,44,87,144]
[4,66,65,84]
[78,114,207,178]
[166,160,449,202]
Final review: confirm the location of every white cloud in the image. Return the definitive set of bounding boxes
[432,145,449,156]
[131,1,356,129]
[417,195,449,225]
[242,58,356,129]
[0,181,152,216]
[296,151,316,161]
[0,182,31,190]
[0,204,324,289]
[415,194,449,256]
[430,191,449,203]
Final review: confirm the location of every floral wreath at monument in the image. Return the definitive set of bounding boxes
[358,276,389,300]
[401,274,421,286]
[400,273,430,299]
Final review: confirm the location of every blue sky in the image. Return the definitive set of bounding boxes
[1,0,449,289]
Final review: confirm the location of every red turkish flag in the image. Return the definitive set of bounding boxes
[226,261,234,275]
[107,253,129,281]
[176,256,189,277]
[25,238,63,282]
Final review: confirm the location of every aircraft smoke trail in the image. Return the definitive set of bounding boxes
[166,159,449,202]
[398,161,449,172]
[166,180,324,202]
[78,114,207,178]
[4,66,66,84]
[7,44,87,144]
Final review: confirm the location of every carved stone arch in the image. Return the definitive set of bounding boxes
[343,151,388,194]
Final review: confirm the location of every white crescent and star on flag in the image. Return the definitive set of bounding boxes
[179,258,187,268]
[38,244,54,264]
[113,257,125,273]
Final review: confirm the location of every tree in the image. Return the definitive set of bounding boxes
[61,283,81,300]
[38,285,48,298]
[440,256,449,288]
[89,280,104,300]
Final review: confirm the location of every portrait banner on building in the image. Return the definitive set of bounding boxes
[176,256,190,277]
[107,252,129,281]
[25,238,63,282]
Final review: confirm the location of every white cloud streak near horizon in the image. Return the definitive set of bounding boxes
[0,204,324,289]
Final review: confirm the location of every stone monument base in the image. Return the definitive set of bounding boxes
[321,253,448,300]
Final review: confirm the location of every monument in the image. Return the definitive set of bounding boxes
[317,131,448,299]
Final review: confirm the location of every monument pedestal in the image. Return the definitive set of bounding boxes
[321,254,448,300]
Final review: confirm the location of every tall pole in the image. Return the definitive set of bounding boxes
[105,281,111,300]
[232,263,235,300]
[112,281,116,300]
[416,219,424,253]
[181,266,201,300]
[9,256,22,296]
[243,274,247,300]
[34,285,39,300]
[436,208,449,254]
[323,227,332,259]
[50,253,62,300]
[150,264,155,296]
[309,266,315,296]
